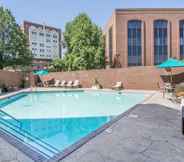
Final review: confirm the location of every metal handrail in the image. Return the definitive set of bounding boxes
[0,119,59,155]
[0,110,60,154]
[0,94,60,156]
[0,109,22,129]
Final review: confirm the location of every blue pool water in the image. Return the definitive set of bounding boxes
[0,91,147,158]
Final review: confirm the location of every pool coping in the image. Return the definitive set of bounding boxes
[0,88,155,162]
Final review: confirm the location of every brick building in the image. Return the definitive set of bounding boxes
[104,8,184,68]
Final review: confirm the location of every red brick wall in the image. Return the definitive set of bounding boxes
[46,66,184,90]
[104,9,184,67]
[0,70,23,87]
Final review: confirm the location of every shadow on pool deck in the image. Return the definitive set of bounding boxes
[61,104,184,162]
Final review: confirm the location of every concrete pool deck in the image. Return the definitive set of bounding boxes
[0,90,184,162]
[61,104,184,162]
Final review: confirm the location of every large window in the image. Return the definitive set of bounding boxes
[180,20,184,59]
[53,34,57,39]
[108,27,113,65]
[128,20,142,66]
[154,20,168,65]
[31,31,37,35]
[39,33,44,36]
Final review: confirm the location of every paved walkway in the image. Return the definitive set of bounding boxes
[61,103,184,162]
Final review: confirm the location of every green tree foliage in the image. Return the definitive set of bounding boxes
[0,7,32,69]
[63,13,105,71]
[49,58,65,72]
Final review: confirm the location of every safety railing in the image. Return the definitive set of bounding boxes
[0,109,60,158]
[0,109,22,129]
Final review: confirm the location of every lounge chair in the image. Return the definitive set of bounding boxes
[54,80,60,87]
[73,80,80,88]
[91,85,100,89]
[60,80,66,88]
[112,82,123,90]
[162,82,174,98]
[66,81,73,88]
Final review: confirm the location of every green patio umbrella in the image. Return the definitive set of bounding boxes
[157,58,184,84]
[33,69,49,76]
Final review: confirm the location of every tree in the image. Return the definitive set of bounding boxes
[0,7,32,69]
[49,58,65,72]
[63,13,105,71]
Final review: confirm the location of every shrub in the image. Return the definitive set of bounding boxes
[0,83,8,93]
[19,79,26,88]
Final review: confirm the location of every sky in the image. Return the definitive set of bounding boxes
[1,0,184,30]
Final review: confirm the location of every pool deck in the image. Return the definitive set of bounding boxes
[61,103,184,162]
[0,89,184,162]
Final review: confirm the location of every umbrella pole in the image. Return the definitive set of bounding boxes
[170,70,173,85]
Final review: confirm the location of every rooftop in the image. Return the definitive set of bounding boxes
[23,20,61,32]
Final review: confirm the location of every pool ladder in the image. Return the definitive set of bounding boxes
[0,109,60,158]
[0,109,22,129]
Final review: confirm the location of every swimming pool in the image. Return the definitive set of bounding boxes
[0,90,147,160]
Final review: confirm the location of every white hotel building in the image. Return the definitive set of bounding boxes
[23,21,62,67]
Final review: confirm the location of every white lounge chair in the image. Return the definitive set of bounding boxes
[60,80,66,87]
[54,80,60,87]
[66,81,73,88]
[162,82,175,98]
[73,80,80,88]
[91,85,99,89]
[112,82,123,90]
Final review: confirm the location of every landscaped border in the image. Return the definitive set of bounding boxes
[0,88,154,162]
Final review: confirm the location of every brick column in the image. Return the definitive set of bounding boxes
[177,20,180,59]
[150,21,154,66]
[124,20,128,67]
[171,20,180,59]
[167,21,171,58]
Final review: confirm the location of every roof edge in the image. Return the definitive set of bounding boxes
[115,8,184,12]
[23,20,61,32]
